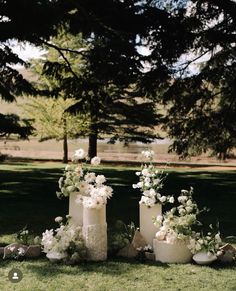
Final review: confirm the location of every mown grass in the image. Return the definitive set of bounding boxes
[0,257,236,291]
[0,161,235,290]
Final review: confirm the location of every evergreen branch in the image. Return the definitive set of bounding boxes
[39,38,87,56]
[39,39,80,81]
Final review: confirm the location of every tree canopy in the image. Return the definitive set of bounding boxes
[1,0,235,159]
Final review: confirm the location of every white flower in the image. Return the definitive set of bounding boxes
[159,196,167,203]
[84,172,96,183]
[18,247,25,256]
[169,196,174,203]
[155,230,166,241]
[149,188,156,197]
[73,148,85,160]
[95,175,106,185]
[185,206,193,213]
[141,150,154,159]
[91,156,101,166]
[140,196,156,207]
[178,196,188,203]
[78,181,90,195]
[137,181,143,188]
[55,216,63,223]
[141,168,150,177]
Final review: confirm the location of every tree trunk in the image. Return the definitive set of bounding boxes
[62,116,68,163]
[63,133,68,163]
[88,100,98,160]
[88,131,97,160]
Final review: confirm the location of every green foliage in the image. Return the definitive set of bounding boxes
[22,96,89,141]
[160,1,236,159]
[108,220,137,255]
[0,112,33,139]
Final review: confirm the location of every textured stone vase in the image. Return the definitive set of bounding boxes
[69,192,83,226]
[83,205,107,261]
[153,239,192,263]
[139,202,162,246]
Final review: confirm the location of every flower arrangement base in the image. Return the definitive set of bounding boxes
[83,224,107,261]
[193,251,217,265]
[153,239,192,263]
[83,205,107,261]
[69,192,83,226]
[25,245,41,258]
[3,243,41,260]
[139,203,162,246]
[46,251,67,263]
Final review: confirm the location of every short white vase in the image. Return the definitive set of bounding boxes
[139,203,162,246]
[46,251,67,263]
[69,192,83,226]
[153,239,192,263]
[193,251,217,265]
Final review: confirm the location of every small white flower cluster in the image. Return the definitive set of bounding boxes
[41,217,86,263]
[154,187,200,243]
[132,150,174,206]
[57,149,112,209]
[187,228,222,255]
[76,175,113,209]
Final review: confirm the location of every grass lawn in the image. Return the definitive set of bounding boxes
[0,258,236,291]
[0,161,235,290]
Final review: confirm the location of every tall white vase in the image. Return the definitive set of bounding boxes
[83,205,107,261]
[139,202,162,246]
[69,192,83,226]
[153,239,192,263]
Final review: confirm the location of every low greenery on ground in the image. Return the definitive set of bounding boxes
[0,161,235,290]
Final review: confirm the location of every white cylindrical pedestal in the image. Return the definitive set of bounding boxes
[69,192,83,226]
[83,205,107,261]
[83,205,106,226]
[83,224,107,261]
[153,239,192,263]
[139,203,162,246]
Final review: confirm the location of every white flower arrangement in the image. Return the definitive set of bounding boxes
[153,187,201,244]
[41,216,87,263]
[153,187,223,255]
[132,150,174,206]
[56,149,113,209]
[187,226,222,255]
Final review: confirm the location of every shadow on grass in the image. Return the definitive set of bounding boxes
[23,257,170,279]
[0,163,236,237]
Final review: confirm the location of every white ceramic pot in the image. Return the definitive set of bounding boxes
[139,203,162,246]
[46,251,67,263]
[193,251,217,265]
[69,192,83,226]
[153,239,192,263]
[83,205,106,226]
